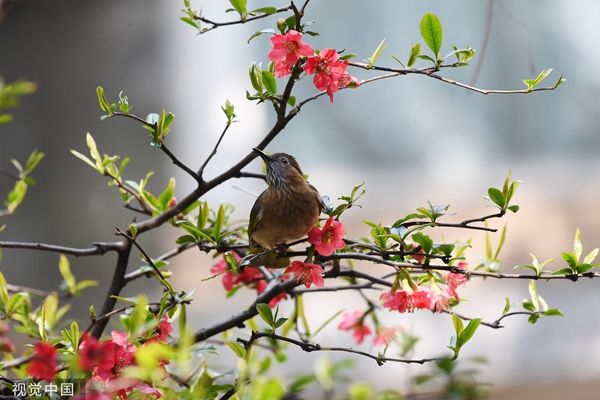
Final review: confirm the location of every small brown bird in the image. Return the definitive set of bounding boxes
[248,148,322,252]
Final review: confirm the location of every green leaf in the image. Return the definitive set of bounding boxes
[502,297,511,314]
[289,374,316,393]
[368,39,387,68]
[507,205,520,213]
[487,187,505,209]
[58,255,76,295]
[583,248,599,265]
[228,0,247,20]
[561,252,578,270]
[96,86,111,114]
[543,308,563,317]
[70,149,97,170]
[256,303,274,328]
[407,43,420,67]
[572,228,583,261]
[420,13,443,58]
[86,133,105,174]
[523,68,553,91]
[225,340,246,358]
[261,70,277,94]
[451,313,464,337]
[339,53,358,61]
[457,318,480,348]
[412,232,433,254]
[250,6,277,15]
[24,151,45,175]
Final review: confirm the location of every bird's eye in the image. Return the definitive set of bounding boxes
[281,157,288,164]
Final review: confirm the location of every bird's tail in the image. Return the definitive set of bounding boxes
[241,240,290,269]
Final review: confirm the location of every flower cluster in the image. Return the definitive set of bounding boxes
[268,30,359,102]
[337,310,398,347]
[26,316,172,399]
[380,263,469,314]
[284,260,324,288]
[27,342,58,381]
[211,252,289,308]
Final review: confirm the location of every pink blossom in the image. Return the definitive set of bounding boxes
[446,261,468,299]
[373,326,398,347]
[428,288,453,313]
[284,261,324,288]
[308,217,345,256]
[337,310,372,344]
[304,48,357,102]
[256,279,289,308]
[268,30,314,78]
[210,252,262,291]
[380,289,432,313]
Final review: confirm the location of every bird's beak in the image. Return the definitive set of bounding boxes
[252,148,272,162]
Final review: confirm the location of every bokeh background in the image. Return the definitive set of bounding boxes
[1,0,600,398]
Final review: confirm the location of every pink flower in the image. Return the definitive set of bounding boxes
[446,262,468,299]
[27,342,58,381]
[155,315,172,341]
[0,338,15,353]
[338,310,372,344]
[373,326,398,347]
[380,289,432,313]
[284,261,324,288]
[428,288,453,313]
[268,30,314,77]
[256,279,289,308]
[304,48,357,102]
[211,252,263,291]
[308,217,345,256]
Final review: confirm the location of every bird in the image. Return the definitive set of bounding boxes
[247,148,322,265]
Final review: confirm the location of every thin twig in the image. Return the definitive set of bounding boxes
[193,5,293,34]
[348,61,560,95]
[241,331,445,366]
[469,0,494,87]
[198,123,232,178]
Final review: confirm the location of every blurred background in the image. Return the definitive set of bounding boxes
[1,0,600,398]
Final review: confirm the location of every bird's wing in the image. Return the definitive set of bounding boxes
[248,190,266,236]
[308,183,323,213]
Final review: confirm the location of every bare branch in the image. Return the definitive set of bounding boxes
[198,122,233,178]
[0,240,120,256]
[241,331,445,366]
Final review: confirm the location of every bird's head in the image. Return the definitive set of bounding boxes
[253,148,304,191]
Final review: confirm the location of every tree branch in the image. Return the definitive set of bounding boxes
[91,239,132,338]
[193,5,293,34]
[240,331,445,366]
[0,240,120,256]
[198,122,232,179]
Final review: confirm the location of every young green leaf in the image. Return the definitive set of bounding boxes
[367,39,387,68]
[420,13,443,58]
[261,70,277,94]
[407,43,420,67]
[256,303,275,328]
[523,68,553,91]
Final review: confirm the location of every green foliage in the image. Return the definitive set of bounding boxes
[58,254,98,296]
[486,171,521,213]
[553,229,600,275]
[0,78,36,124]
[368,39,388,68]
[448,314,480,359]
[420,12,443,61]
[521,280,563,323]
[3,150,44,216]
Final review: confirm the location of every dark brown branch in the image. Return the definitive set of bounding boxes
[193,5,293,34]
[0,240,120,256]
[106,171,152,215]
[91,239,132,338]
[124,243,195,284]
[241,331,445,366]
[115,228,172,294]
[159,142,203,183]
[234,171,267,182]
[194,279,298,343]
